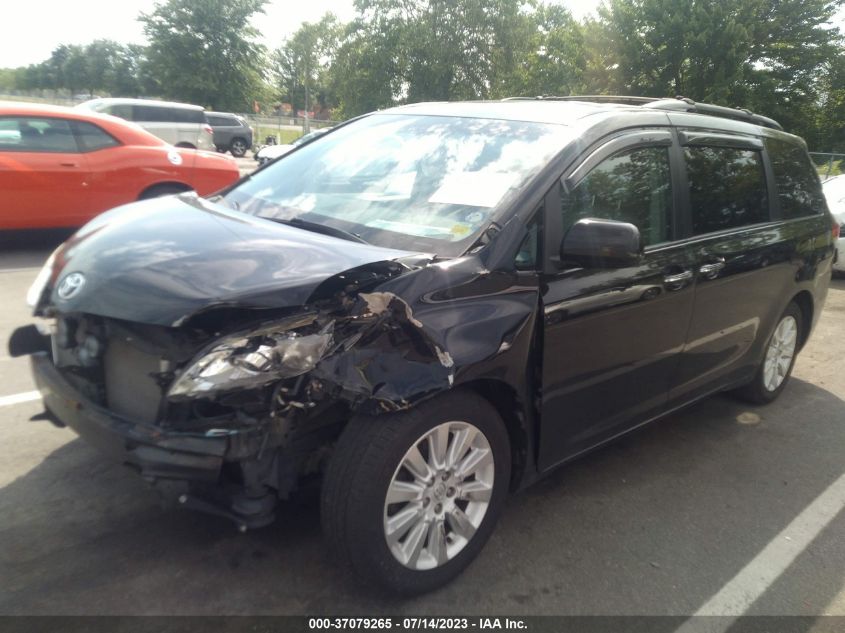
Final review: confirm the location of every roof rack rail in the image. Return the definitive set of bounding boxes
[501,94,783,131]
[502,95,662,106]
[643,96,783,131]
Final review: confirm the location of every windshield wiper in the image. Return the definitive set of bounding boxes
[269,217,369,244]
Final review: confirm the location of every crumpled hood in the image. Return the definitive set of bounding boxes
[47,194,416,326]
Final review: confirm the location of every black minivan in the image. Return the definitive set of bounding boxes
[9,96,836,594]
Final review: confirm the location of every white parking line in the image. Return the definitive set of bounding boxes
[0,390,41,407]
[675,470,845,631]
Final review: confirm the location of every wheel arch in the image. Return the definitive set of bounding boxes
[138,181,192,200]
[791,290,814,350]
[457,379,530,491]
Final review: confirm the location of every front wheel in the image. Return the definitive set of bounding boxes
[321,390,510,595]
[229,138,248,157]
[735,302,802,404]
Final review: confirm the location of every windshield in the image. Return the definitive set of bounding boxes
[222,114,572,255]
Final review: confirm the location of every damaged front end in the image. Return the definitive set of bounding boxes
[11,255,460,531]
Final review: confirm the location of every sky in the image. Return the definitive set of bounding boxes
[0,0,605,69]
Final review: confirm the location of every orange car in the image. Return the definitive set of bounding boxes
[0,102,241,229]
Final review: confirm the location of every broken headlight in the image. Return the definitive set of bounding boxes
[168,324,333,398]
[27,248,60,308]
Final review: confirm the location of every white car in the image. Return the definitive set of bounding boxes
[77,98,214,151]
[254,142,295,165]
[822,174,845,274]
[255,128,331,166]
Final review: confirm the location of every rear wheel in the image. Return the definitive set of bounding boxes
[321,390,510,595]
[229,138,248,157]
[735,302,802,404]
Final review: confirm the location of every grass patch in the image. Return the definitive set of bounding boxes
[253,127,302,146]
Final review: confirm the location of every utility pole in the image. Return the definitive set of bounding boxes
[304,51,310,135]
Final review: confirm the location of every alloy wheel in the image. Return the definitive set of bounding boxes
[230,139,247,157]
[383,421,494,571]
[763,315,798,392]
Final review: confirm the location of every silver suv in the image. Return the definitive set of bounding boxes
[77,98,214,150]
[206,111,253,157]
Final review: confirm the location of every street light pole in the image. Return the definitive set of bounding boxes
[304,52,310,135]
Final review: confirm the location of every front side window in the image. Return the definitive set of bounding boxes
[562,145,673,246]
[132,106,165,122]
[765,137,826,219]
[515,215,541,270]
[0,117,77,153]
[221,114,573,257]
[107,104,133,120]
[686,146,768,234]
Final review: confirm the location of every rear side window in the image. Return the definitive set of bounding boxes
[133,105,203,124]
[765,137,826,219]
[0,117,78,153]
[563,145,673,246]
[208,115,236,126]
[132,106,165,122]
[685,146,768,235]
[73,121,120,152]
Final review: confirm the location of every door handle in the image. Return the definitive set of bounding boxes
[663,270,693,290]
[699,260,726,280]
[59,162,78,167]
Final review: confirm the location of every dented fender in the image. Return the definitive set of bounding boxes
[307,257,541,416]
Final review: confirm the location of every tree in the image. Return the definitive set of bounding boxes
[595,0,843,139]
[140,0,268,110]
[497,4,586,98]
[327,11,405,118]
[328,0,571,116]
[60,45,91,96]
[275,14,344,115]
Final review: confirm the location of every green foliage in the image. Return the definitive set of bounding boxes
[595,0,844,143]
[274,13,344,114]
[286,0,586,118]
[140,0,268,110]
[498,3,586,98]
[2,0,845,149]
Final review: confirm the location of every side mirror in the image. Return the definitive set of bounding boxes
[560,218,643,268]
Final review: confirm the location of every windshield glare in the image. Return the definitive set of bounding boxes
[223,114,571,256]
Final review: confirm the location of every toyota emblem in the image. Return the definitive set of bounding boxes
[57,272,86,300]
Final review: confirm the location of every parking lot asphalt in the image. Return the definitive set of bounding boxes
[1,237,844,617]
[235,155,257,177]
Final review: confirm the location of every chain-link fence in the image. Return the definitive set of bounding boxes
[238,113,337,148]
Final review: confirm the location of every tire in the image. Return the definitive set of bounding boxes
[229,138,248,158]
[734,301,803,405]
[321,389,510,595]
[174,142,196,149]
[138,184,191,200]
